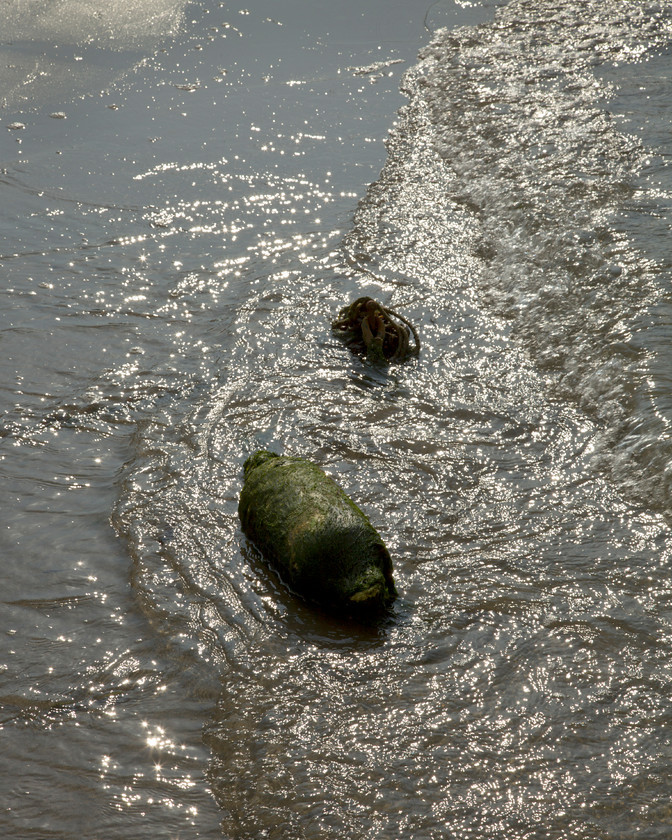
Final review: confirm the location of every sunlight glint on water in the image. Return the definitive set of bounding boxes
[3,1,672,838]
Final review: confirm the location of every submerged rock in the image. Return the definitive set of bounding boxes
[238,450,397,616]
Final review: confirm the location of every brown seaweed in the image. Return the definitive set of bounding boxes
[332,297,420,364]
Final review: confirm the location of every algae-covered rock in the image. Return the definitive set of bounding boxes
[239,450,397,615]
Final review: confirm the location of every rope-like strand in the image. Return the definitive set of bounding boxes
[382,306,421,355]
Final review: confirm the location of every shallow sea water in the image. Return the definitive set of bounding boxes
[3,1,672,838]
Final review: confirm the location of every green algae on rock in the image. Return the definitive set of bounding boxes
[238,450,397,615]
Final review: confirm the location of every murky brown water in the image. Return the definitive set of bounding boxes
[3,1,672,838]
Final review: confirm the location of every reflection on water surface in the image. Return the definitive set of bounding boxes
[3,0,672,838]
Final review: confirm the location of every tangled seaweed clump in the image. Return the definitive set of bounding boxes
[332,297,420,364]
[239,450,397,617]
